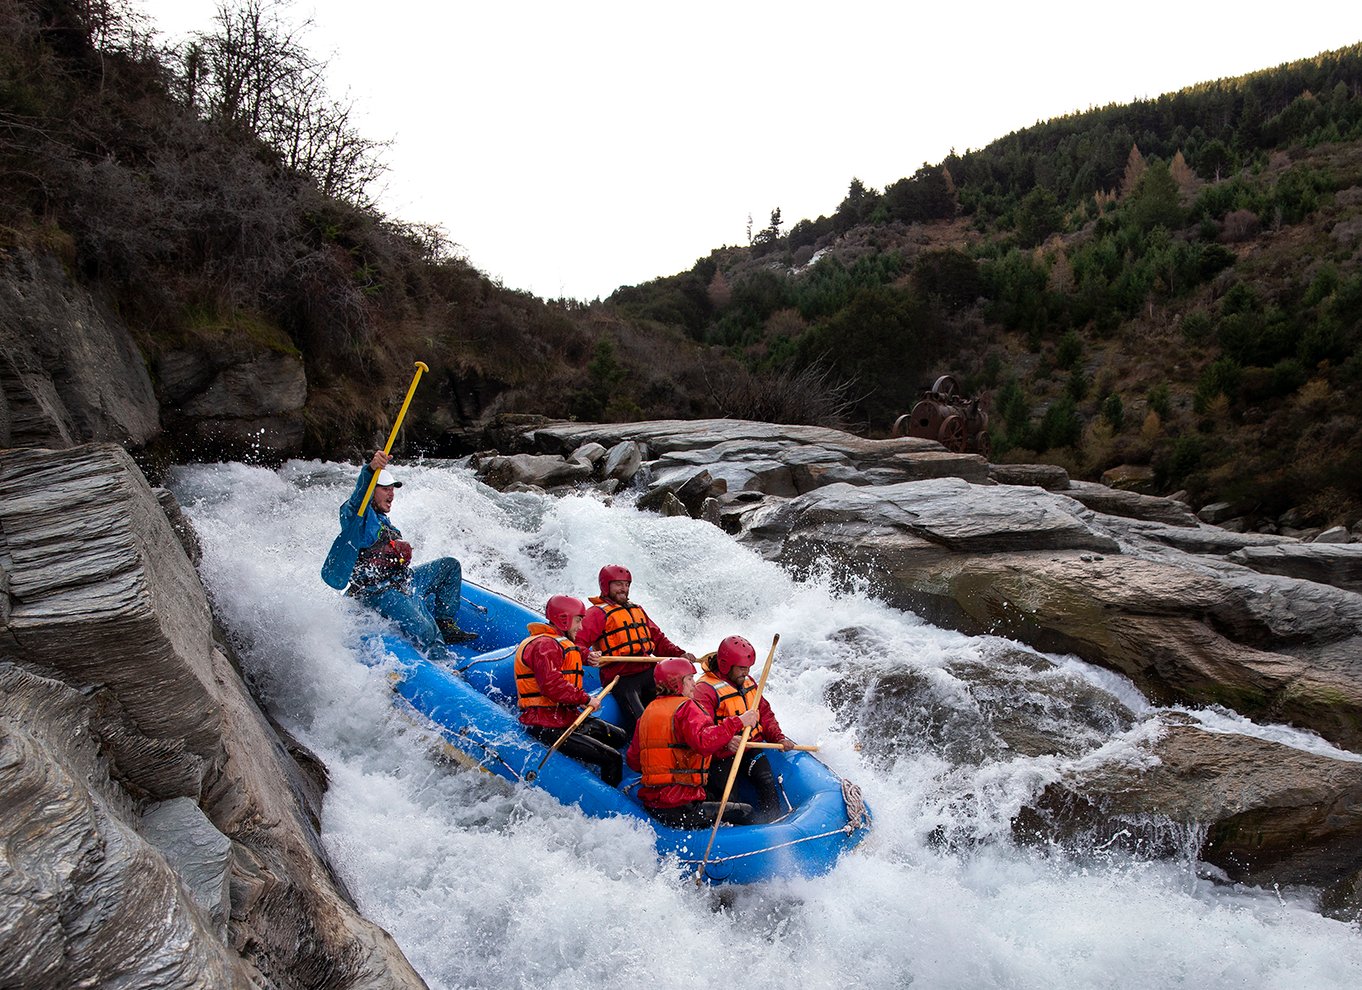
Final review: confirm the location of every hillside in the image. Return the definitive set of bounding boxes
[3,1,1360,529]
[0,0,760,463]
[603,45,1362,528]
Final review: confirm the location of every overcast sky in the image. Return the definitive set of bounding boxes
[134,1,1361,301]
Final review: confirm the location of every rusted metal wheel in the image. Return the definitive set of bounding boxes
[938,414,967,452]
[892,414,912,438]
[975,430,992,460]
[932,375,959,397]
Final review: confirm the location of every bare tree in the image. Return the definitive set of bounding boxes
[178,0,387,204]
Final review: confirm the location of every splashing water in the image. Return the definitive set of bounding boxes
[169,459,1362,990]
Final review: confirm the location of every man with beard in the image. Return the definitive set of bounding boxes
[575,564,695,737]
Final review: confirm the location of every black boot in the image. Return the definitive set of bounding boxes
[437,618,478,644]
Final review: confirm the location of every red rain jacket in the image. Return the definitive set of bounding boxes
[626,695,744,808]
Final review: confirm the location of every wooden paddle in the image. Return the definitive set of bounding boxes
[590,655,680,663]
[525,676,620,782]
[743,741,819,752]
[695,633,778,886]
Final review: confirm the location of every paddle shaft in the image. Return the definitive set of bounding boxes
[534,676,620,774]
[591,655,674,664]
[358,361,429,517]
[695,633,779,885]
[743,742,818,752]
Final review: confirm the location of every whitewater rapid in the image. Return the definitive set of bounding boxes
[170,458,1362,990]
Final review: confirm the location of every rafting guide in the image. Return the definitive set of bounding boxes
[321,449,475,656]
[320,361,475,656]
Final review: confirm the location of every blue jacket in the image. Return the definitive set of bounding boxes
[321,465,393,590]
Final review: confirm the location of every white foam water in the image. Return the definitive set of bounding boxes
[169,459,1362,990]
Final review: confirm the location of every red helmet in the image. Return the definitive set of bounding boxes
[598,564,632,597]
[545,594,586,633]
[716,635,756,676]
[654,658,695,693]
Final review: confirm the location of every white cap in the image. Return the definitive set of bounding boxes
[375,469,402,488]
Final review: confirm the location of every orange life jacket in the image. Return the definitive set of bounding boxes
[514,623,584,710]
[637,695,709,789]
[697,671,765,742]
[588,598,656,657]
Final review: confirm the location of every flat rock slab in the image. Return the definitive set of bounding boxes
[1227,543,1362,594]
[1061,480,1200,528]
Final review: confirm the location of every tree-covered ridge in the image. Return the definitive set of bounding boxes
[606,44,1362,523]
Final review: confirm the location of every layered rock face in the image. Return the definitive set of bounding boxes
[0,445,423,990]
[0,250,160,449]
[0,248,309,461]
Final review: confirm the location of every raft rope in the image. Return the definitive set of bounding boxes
[680,776,871,866]
[841,778,867,831]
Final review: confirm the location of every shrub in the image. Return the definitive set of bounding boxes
[1066,368,1090,401]
[1140,409,1162,443]
[1146,383,1171,419]
[1181,309,1213,343]
[1036,395,1082,451]
[1101,393,1125,431]
[1055,330,1083,369]
[1221,209,1260,242]
[1194,358,1241,414]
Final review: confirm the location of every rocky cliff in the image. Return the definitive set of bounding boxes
[0,444,424,989]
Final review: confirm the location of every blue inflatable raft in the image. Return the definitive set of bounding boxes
[366,581,871,884]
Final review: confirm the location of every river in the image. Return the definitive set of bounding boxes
[168,458,1362,989]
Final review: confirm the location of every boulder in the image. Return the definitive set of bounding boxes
[743,477,1362,753]
[478,453,592,490]
[1061,480,1200,528]
[674,469,727,515]
[1197,501,1240,524]
[569,441,607,467]
[826,645,1136,767]
[635,487,688,517]
[1100,463,1156,493]
[522,418,988,497]
[987,463,1071,490]
[1314,525,1353,544]
[1014,716,1362,891]
[602,440,643,483]
[0,445,424,990]
[704,490,777,535]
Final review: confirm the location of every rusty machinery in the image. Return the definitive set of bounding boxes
[892,375,991,458]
